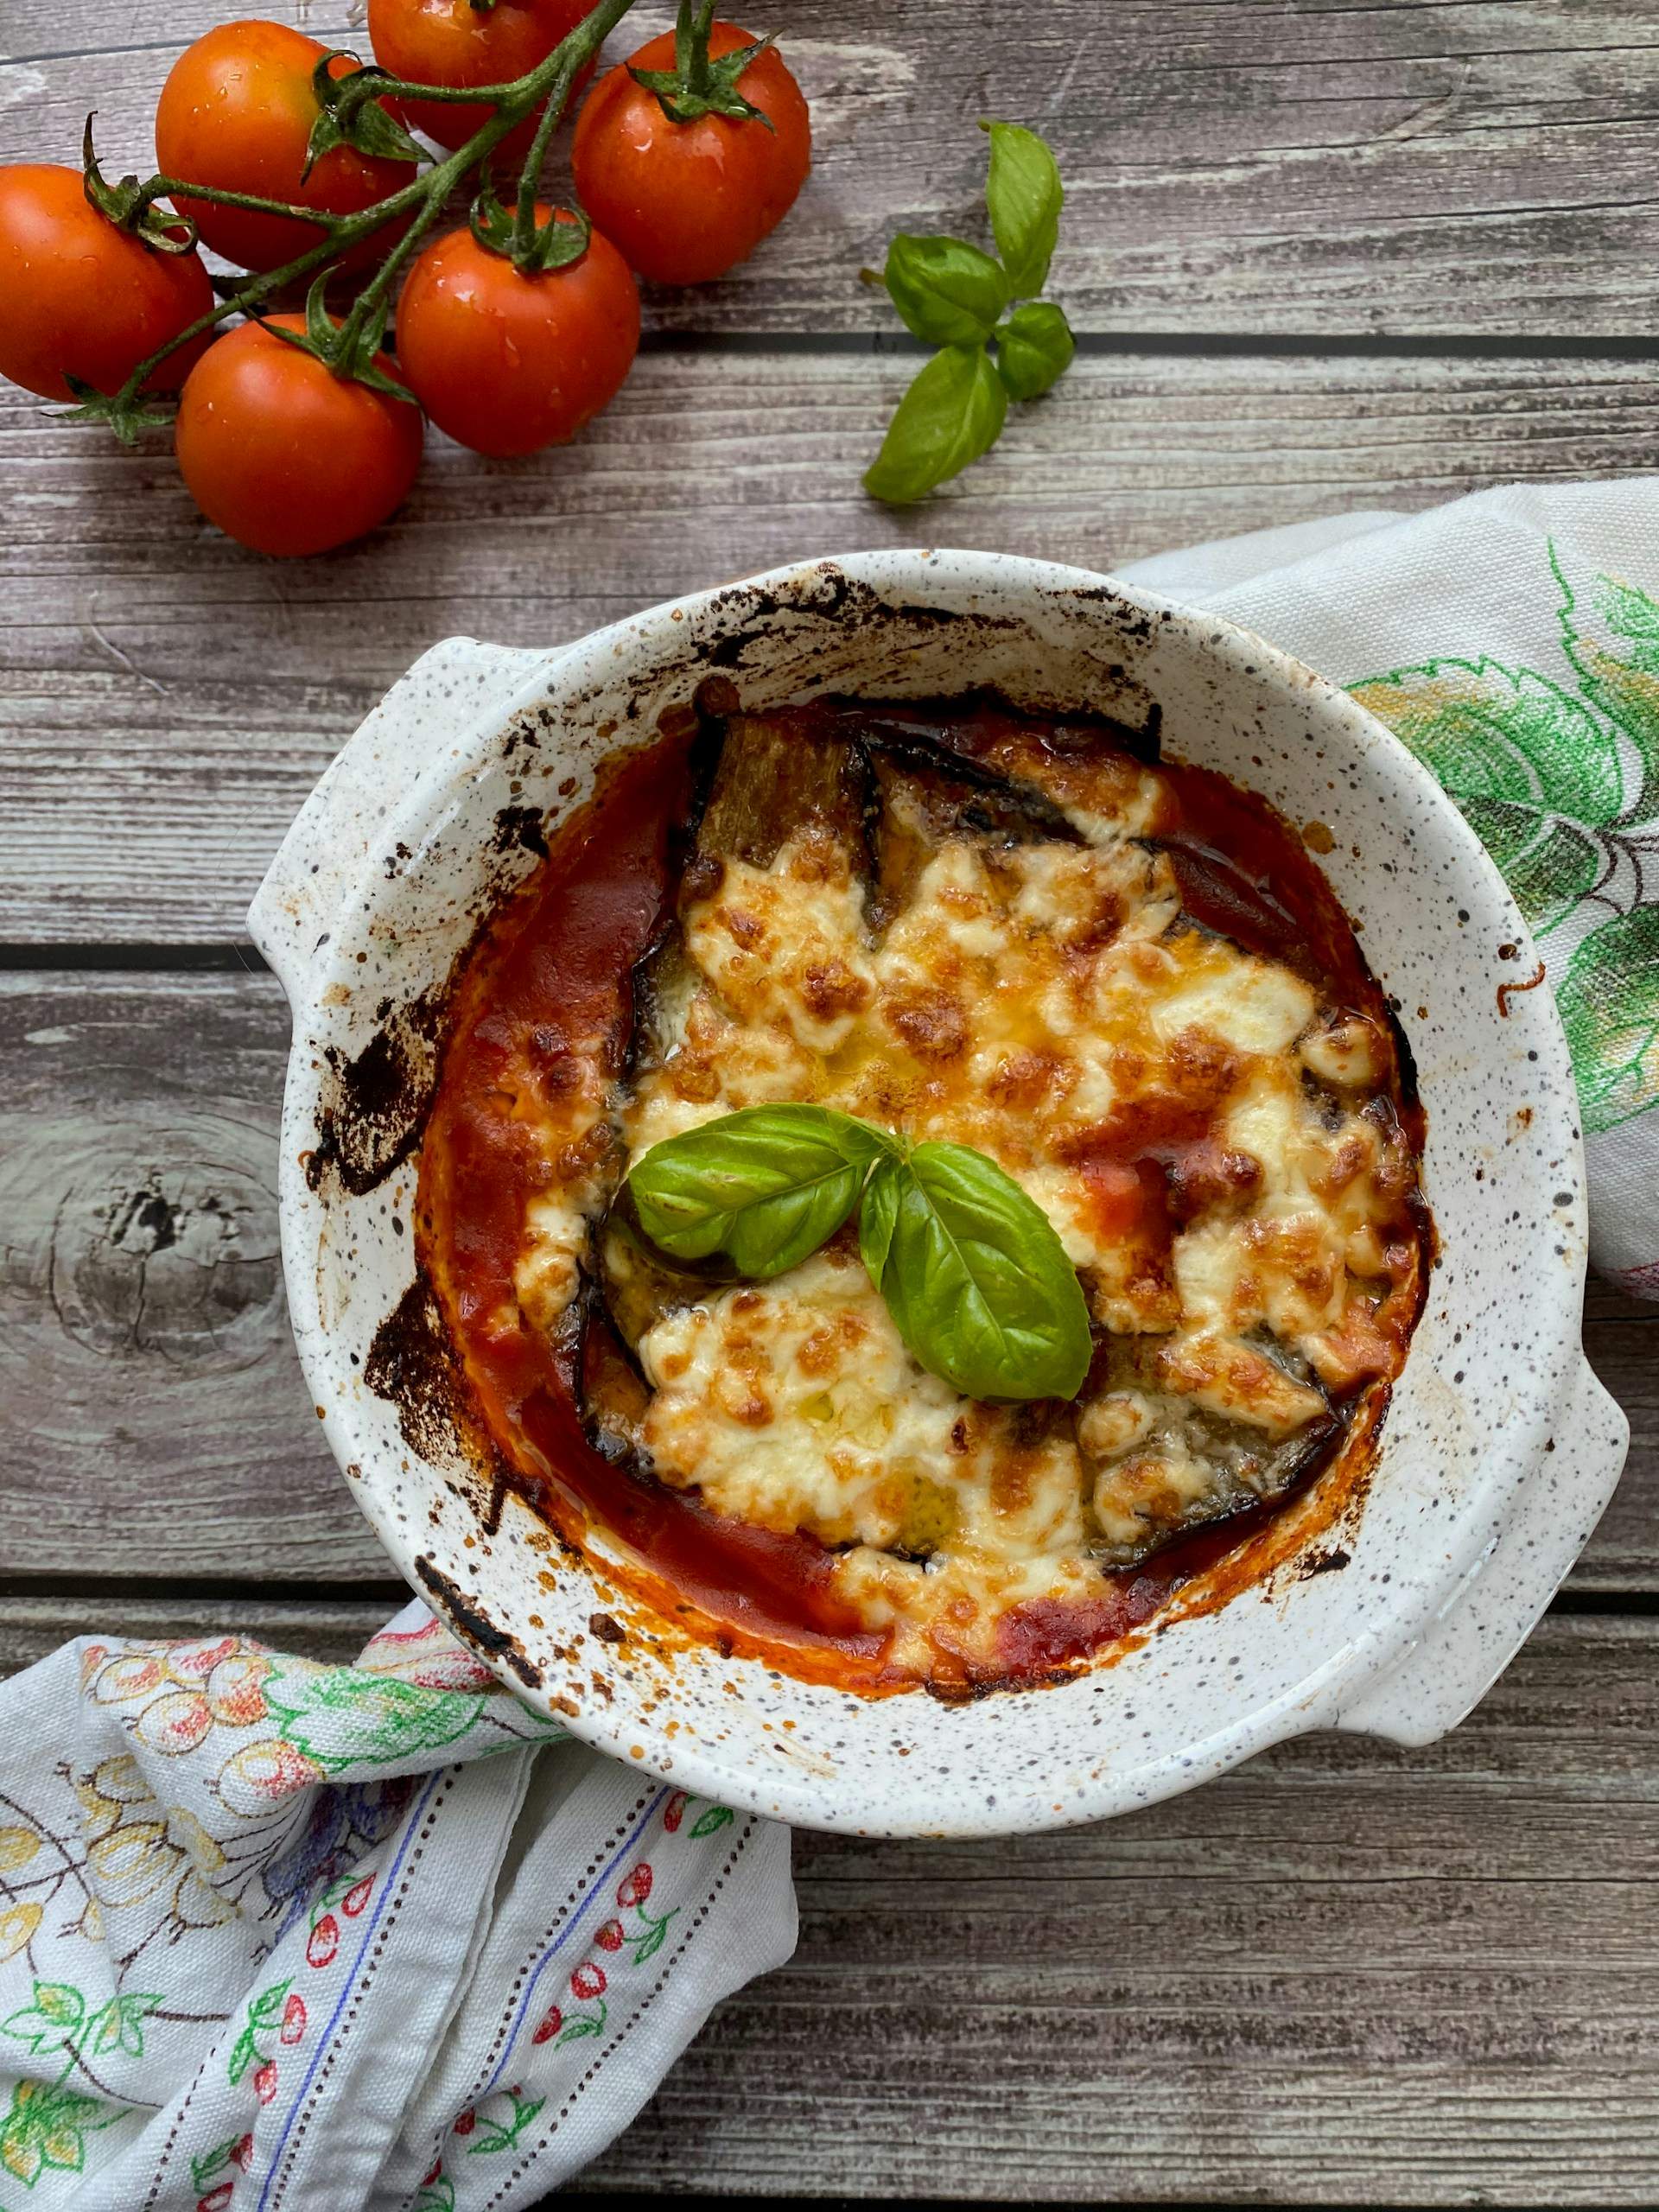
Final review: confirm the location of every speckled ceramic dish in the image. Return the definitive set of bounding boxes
[251,550,1628,1837]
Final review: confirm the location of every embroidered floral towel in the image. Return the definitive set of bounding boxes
[0,1604,792,2209]
[1124,476,1659,1295]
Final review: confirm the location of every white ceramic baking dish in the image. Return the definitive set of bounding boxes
[251,550,1628,1836]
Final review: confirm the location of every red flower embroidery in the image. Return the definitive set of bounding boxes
[569,1961,607,2001]
[253,2059,278,2105]
[280,1993,307,2046]
[663,1791,687,1833]
[341,1873,374,1917]
[198,2185,235,2212]
[230,2133,254,2174]
[307,1913,340,1968]
[531,2004,563,2044]
[173,1635,238,1680]
[616,1862,653,1909]
[421,2159,442,2187]
[594,1917,625,1953]
[453,2107,475,2136]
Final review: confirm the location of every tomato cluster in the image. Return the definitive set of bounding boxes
[0,5,810,557]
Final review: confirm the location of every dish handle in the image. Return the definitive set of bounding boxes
[247,637,552,1003]
[1329,1357,1629,1746]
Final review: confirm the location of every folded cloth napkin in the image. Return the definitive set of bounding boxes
[1122,476,1659,1295]
[0,1603,793,2209]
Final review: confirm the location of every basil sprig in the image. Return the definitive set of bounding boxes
[626,1104,1091,1403]
[864,120,1075,505]
[857,1142,1090,1402]
[623,1103,887,1281]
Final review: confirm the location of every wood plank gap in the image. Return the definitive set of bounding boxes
[0,1573,409,1605]
[1547,1588,1659,1618]
[630,330,1659,361]
[0,942,270,972]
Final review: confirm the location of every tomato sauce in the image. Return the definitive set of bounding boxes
[419,727,892,1685]
[417,700,1426,1695]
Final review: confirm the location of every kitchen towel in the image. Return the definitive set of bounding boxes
[0,1604,792,2209]
[1124,475,1659,1295]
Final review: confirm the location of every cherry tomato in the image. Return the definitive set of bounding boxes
[175,313,423,556]
[394,208,639,456]
[0,165,215,401]
[366,0,594,168]
[156,20,416,273]
[571,22,810,285]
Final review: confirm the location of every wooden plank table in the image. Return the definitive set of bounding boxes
[4,0,1658,2199]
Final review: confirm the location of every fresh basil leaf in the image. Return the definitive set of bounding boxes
[859,1143,1091,1402]
[995,301,1075,402]
[981,120,1064,298]
[864,344,1008,505]
[883,233,1009,347]
[627,1104,891,1280]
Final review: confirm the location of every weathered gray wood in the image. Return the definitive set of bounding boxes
[7,3,1659,337]
[3,1599,1653,2202]
[589,1614,1659,2202]
[7,348,1659,943]
[2,1598,1656,2198]
[3,968,1655,1587]
[0,968,391,1579]
[0,1593,394,1676]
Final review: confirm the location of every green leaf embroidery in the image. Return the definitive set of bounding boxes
[467,2085,545,2155]
[2,1983,85,2056]
[83,1993,162,2060]
[687,1803,734,1839]
[1555,550,1659,822]
[413,2177,456,2212]
[191,2134,245,2190]
[1350,658,1624,829]
[0,2078,120,2190]
[228,1978,291,2085]
[628,1911,677,1964]
[1558,906,1659,1133]
[1454,797,1605,936]
[264,1665,486,1773]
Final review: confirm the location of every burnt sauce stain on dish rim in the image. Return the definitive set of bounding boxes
[413,1555,544,1689]
[339,624,1416,1696]
[304,799,559,1202]
[316,578,1162,1210]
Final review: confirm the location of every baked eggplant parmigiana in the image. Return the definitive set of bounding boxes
[419,688,1430,1694]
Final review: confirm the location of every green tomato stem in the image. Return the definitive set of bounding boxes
[133,175,359,227]
[94,0,639,414]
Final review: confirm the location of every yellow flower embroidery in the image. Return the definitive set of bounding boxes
[0,1904,41,1964]
[0,1827,40,1873]
[75,1757,232,1930]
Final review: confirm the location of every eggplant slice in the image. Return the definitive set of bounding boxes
[1076,1334,1340,1569]
[684,706,874,893]
[571,688,1338,1575]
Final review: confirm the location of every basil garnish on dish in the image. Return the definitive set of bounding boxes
[626,1103,889,1281]
[858,1140,1091,1403]
[626,1103,1092,1402]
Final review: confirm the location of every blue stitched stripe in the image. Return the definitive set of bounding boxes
[258,1766,448,2212]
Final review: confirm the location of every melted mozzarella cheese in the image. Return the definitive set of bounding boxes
[550,757,1423,1676]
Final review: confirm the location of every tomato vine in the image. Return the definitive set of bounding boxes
[66,0,646,443]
